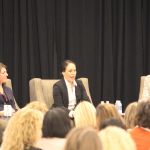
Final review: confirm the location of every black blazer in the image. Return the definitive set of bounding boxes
[53,79,90,109]
[0,85,16,111]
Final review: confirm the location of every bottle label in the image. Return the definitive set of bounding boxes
[4,105,12,117]
[115,100,122,114]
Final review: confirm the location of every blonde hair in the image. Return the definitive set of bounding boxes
[64,127,102,150]
[124,102,137,129]
[99,126,136,150]
[24,101,48,113]
[1,108,43,150]
[0,119,8,145]
[74,101,96,128]
[96,103,123,129]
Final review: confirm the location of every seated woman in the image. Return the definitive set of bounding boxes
[99,126,136,150]
[1,108,44,150]
[74,101,97,128]
[124,102,137,129]
[53,60,90,117]
[64,127,102,150]
[130,100,150,150]
[0,63,17,115]
[99,118,126,130]
[96,103,124,130]
[36,107,72,150]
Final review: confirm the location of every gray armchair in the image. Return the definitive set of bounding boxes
[29,77,92,108]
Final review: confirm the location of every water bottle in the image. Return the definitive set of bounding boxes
[115,100,122,114]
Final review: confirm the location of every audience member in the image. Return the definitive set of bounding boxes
[1,108,43,150]
[100,118,126,130]
[130,100,150,150]
[36,107,72,150]
[124,102,137,129]
[96,103,123,130]
[64,127,102,150]
[99,126,136,150]
[74,101,96,128]
[53,60,90,117]
[24,101,48,113]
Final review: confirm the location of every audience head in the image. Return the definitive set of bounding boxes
[135,100,150,129]
[124,102,137,129]
[96,103,123,130]
[0,62,8,84]
[42,107,72,138]
[74,101,97,128]
[24,101,48,113]
[1,108,43,150]
[61,60,76,83]
[64,127,102,150]
[99,126,136,150]
[100,118,126,130]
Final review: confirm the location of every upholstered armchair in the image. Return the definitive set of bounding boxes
[29,78,92,108]
[139,76,146,100]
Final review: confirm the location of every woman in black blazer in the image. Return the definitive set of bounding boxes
[53,60,90,116]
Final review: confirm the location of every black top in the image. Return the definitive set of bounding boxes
[0,85,16,111]
[53,79,90,110]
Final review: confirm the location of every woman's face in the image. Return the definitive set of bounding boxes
[62,63,77,83]
[0,67,8,84]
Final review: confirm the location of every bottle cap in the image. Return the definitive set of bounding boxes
[101,101,105,104]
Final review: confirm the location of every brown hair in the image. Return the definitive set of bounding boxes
[61,60,76,72]
[64,127,102,150]
[96,103,123,130]
[42,107,72,138]
[135,100,150,128]
[124,102,137,129]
